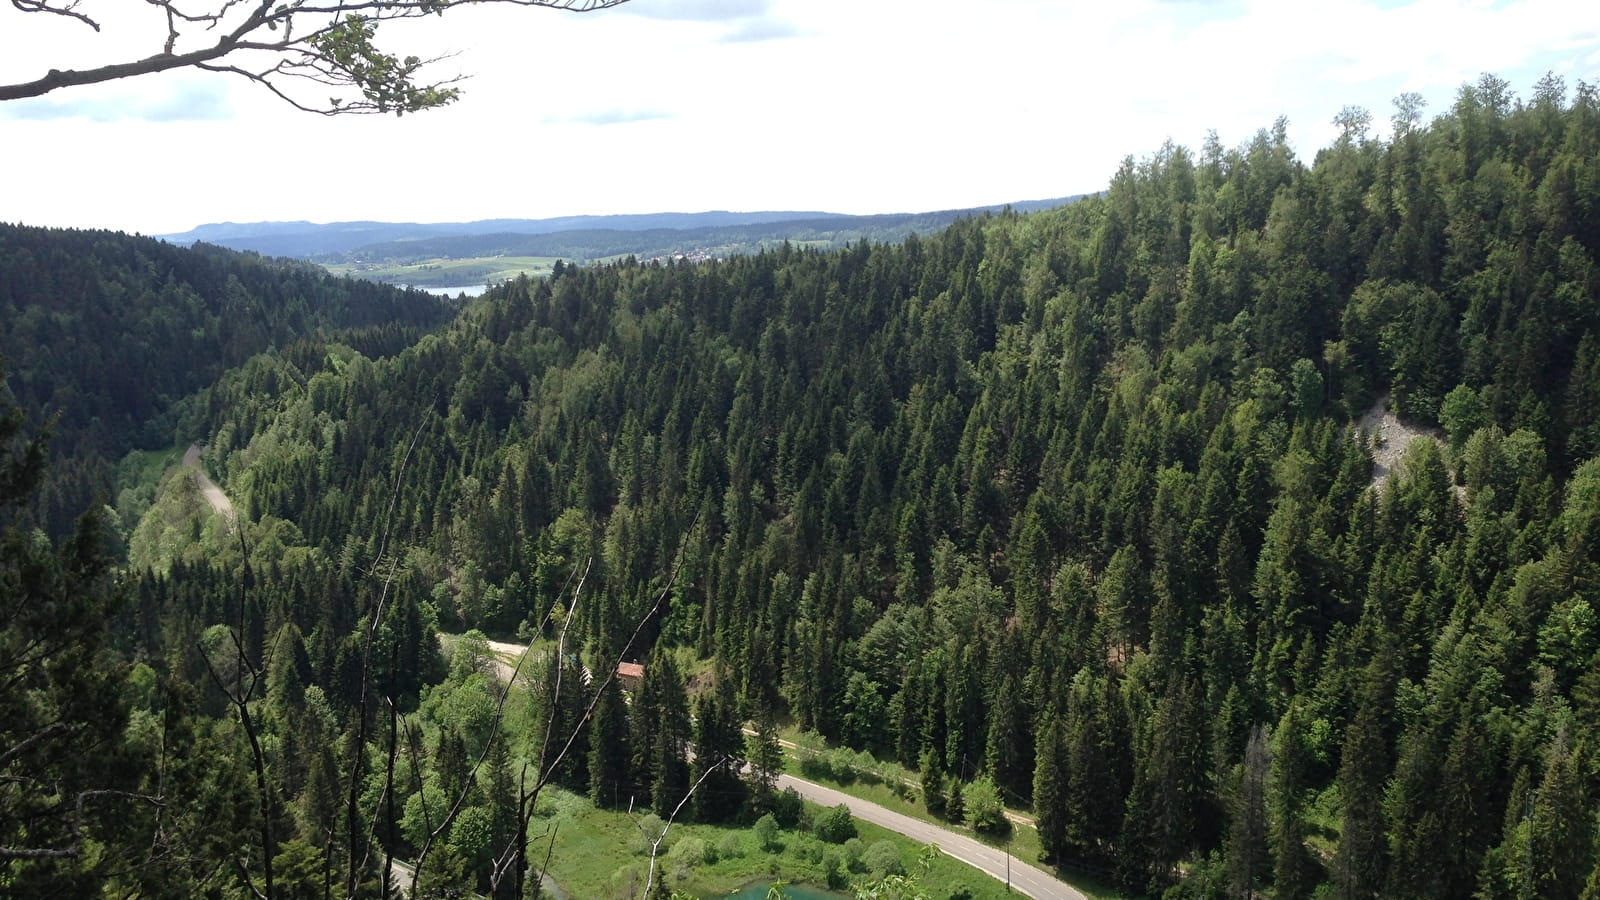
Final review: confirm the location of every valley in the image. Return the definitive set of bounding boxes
[4,72,1600,900]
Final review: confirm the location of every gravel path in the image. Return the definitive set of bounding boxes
[183,444,236,521]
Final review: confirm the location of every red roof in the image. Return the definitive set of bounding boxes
[617,662,644,679]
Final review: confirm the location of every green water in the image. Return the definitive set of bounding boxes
[718,881,848,899]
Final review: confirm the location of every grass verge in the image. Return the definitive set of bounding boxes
[530,788,1052,900]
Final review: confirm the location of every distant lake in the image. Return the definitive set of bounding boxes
[403,284,488,297]
[719,881,847,900]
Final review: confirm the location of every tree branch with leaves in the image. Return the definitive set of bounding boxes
[1,0,631,114]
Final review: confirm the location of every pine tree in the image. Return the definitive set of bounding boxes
[1333,652,1394,900]
[691,670,745,823]
[588,679,631,809]
[1268,704,1317,900]
[1226,725,1270,899]
[1032,711,1068,862]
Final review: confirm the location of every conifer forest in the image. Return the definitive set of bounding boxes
[4,73,1600,899]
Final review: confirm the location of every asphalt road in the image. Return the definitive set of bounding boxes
[775,774,1088,900]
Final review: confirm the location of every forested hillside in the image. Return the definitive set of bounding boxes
[0,225,452,536]
[5,72,1600,899]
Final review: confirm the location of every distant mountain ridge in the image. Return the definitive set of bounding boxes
[158,198,1084,260]
[162,211,845,257]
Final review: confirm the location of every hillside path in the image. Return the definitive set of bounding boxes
[184,445,236,521]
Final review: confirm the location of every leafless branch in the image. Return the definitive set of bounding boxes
[0,790,164,860]
[342,417,426,898]
[638,755,728,897]
[9,0,99,30]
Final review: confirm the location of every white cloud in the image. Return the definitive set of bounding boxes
[1,77,234,122]
[0,0,1596,234]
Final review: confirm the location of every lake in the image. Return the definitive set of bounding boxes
[414,284,487,297]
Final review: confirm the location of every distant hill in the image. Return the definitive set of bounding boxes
[158,198,1086,262]
[160,211,847,258]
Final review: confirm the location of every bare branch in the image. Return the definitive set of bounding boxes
[9,0,99,31]
[642,755,728,897]
[0,721,74,772]
[0,789,163,860]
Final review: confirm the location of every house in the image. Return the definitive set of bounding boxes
[616,661,644,692]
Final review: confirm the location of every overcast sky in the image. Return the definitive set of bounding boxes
[1,0,1597,236]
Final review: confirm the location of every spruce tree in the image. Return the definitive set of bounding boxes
[588,679,631,809]
[1031,712,1068,862]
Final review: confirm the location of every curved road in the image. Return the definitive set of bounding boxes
[773,774,1086,900]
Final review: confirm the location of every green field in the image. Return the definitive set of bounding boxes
[772,734,1127,900]
[527,788,1046,900]
[323,255,564,288]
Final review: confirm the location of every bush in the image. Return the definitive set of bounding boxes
[863,840,904,878]
[632,812,667,855]
[772,787,804,829]
[854,750,881,784]
[799,754,833,781]
[964,775,1007,834]
[753,812,780,851]
[815,803,858,844]
[842,836,865,872]
[823,848,844,888]
[794,835,824,863]
[717,832,743,860]
[668,836,711,867]
[823,747,860,784]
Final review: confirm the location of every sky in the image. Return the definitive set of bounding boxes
[1,0,1598,236]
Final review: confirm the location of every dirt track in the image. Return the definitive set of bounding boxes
[184,445,236,521]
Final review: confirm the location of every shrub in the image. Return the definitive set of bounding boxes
[842,836,865,872]
[823,848,844,888]
[823,747,859,784]
[668,836,711,868]
[799,754,833,781]
[633,812,667,855]
[717,832,743,860]
[965,775,1007,834]
[772,787,804,829]
[863,840,903,878]
[815,803,857,844]
[794,835,824,863]
[753,812,780,851]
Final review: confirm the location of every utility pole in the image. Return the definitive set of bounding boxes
[1006,831,1012,892]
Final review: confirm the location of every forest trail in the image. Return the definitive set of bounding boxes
[183,445,236,522]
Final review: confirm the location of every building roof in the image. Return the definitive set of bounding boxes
[616,662,644,679]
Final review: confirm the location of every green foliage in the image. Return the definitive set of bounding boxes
[863,840,904,878]
[12,71,1600,900]
[754,813,780,851]
[962,775,1006,834]
[816,804,859,844]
